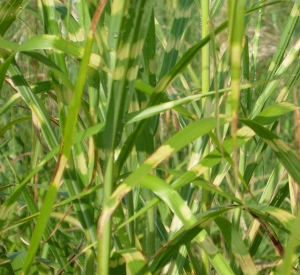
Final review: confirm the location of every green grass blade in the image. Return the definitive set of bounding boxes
[0,35,102,69]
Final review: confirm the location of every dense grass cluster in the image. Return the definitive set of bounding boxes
[0,0,300,274]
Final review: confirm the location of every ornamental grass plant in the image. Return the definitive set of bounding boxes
[0,0,300,274]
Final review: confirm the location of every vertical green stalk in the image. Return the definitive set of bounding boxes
[201,0,210,105]
[142,9,156,258]
[98,1,154,274]
[227,4,245,261]
[228,0,245,187]
[201,1,210,273]
[100,155,114,275]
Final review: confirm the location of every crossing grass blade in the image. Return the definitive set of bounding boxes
[98,117,237,274]
[115,100,299,229]
[98,117,230,226]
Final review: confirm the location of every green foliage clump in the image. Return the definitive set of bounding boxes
[0,0,299,274]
